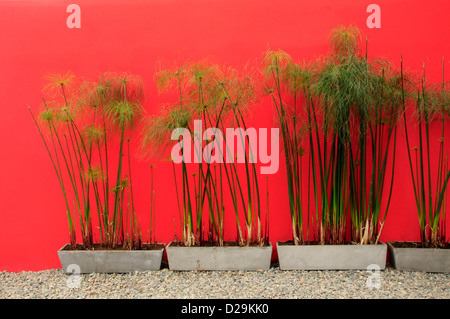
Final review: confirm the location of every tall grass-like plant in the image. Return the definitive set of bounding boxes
[30,72,147,250]
[101,72,145,249]
[29,73,77,248]
[142,61,269,247]
[354,65,403,245]
[313,26,401,245]
[313,26,373,245]
[265,25,401,245]
[142,62,215,247]
[262,50,311,245]
[402,59,450,248]
[216,66,268,246]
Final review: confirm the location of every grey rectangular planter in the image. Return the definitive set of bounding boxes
[387,242,450,273]
[276,242,387,270]
[166,242,273,271]
[57,244,165,274]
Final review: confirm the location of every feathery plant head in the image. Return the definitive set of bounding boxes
[119,177,130,190]
[217,65,256,117]
[155,60,219,101]
[313,57,369,137]
[38,99,78,133]
[54,107,74,123]
[43,71,76,97]
[154,64,189,93]
[37,107,59,137]
[189,60,219,85]
[367,65,406,126]
[100,72,145,104]
[330,25,361,60]
[263,49,292,77]
[155,60,222,113]
[104,100,144,130]
[86,166,103,182]
[262,49,293,93]
[313,25,380,141]
[140,103,193,159]
[78,80,111,110]
[71,80,110,130]
[40,72,87,130]
[82,124,105,147]
[408,73,442,123]
[283,60,316,94]
[110,178,130,193]
[425,81,450,121]
[185,61,223,115]
[100,72,145,130]
[41,72,82,122]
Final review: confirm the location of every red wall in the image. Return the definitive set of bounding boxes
[1,0,449,271]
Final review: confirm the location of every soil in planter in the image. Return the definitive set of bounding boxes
[62,243,166,251]
[170,240,270,247]
[389,241,450,249]
[278,240,375,246]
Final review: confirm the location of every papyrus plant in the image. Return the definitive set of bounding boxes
[142,62,219,247]
[29,72,146,250]
[216,66,268,246]
[265,25,401,245]
[262,50,311,245]
[142,61,268,247]
[313,26,401,245]
[402,59,450,248]
[350,64,403,245]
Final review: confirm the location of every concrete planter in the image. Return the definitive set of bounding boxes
[166,242,273,271]
[57,244,165,274]
[276,242,387,270]
[387,242,450,273]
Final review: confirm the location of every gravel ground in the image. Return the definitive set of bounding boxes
[0,263,448,299]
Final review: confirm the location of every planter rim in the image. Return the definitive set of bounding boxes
[166,241,272,249]
[387,241,450,249]
[276,241,387,247]
[58,243,166,252]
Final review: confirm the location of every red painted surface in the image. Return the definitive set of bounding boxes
[0,0,449,271]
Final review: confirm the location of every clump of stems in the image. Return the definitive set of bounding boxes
[402,58,450,248]
[262,50,311,245]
